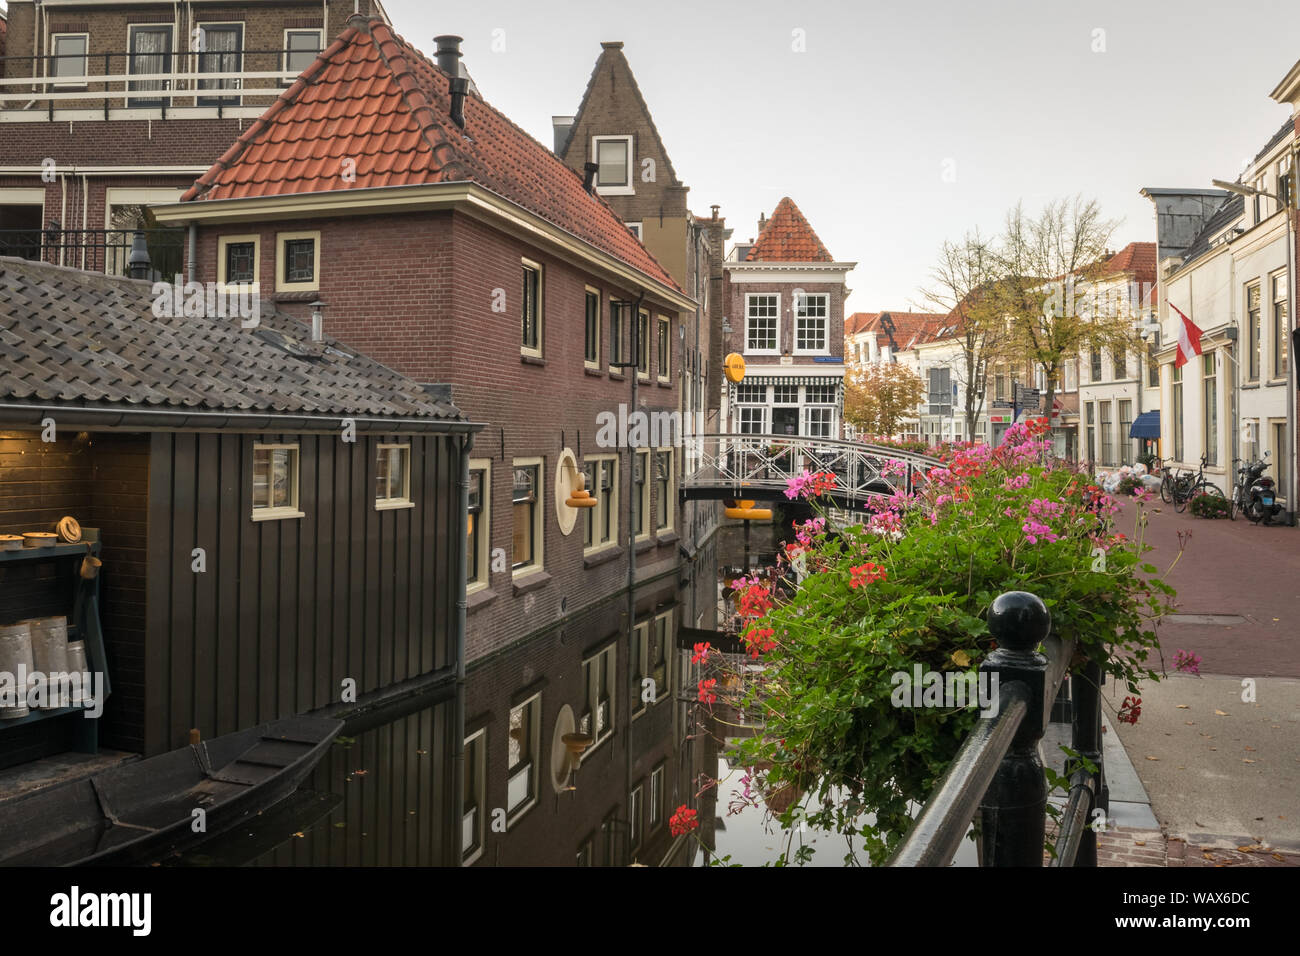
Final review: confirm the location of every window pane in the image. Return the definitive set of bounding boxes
[253,447,271,509]
[596,139,628,187]
[53,36,88,80]
[286,31,321,74]
[284,238,314,283]
[522,266,539,350]
[225,241,255,283]
[272,449,291,508]
[585,292,599,363]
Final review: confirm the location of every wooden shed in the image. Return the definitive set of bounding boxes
[0,257,479,767]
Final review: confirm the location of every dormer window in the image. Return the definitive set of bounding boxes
[592,135,634,196]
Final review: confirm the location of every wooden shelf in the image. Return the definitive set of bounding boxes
[0,541,101,564]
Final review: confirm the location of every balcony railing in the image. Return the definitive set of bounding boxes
[0,227,186,281]
[0,48,321,120]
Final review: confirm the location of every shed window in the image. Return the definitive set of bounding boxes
[252,444,302,519]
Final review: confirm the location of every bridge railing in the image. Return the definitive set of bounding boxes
[886,591,1106,867]
[681,434,941,503]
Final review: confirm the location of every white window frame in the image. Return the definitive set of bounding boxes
[251,443,304,521]
[275,230,320,293]
[630,620,651,720]
[592,135,634,196]
[506,692,541,826]
[584,285,602,370]
[217,233,260,289]
[282,27,323,82]
[651,609,672,705]
[803,406,835,438]
[629,784,643,852]
[633,450,651,541]
[625,222,643,240]
[126,23,175,108]
[582,454,619,555]
[656,315,671,383]
[745,293,780,354]
[195,21,245,107]
[653,447,674,533]
[579,642,617,758]
[467,459,490,593]
[374,443,413,511]
[50,33,90,87]
[511,457,544,577]
[737,406,767,434]
[649,764,664,828]
[461,728,486,865]
[793,292,830,355]
[637,309,651,380]
[521,257,544,359]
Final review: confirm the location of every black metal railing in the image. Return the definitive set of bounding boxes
[0,227,185,281]
[887,590,1107,867]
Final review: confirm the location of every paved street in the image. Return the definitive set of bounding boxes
[1102,497,1300,860]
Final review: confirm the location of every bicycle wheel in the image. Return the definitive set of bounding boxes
[1173,480,1190,512]
[1160,475,1172,504]
[1197,483,1226,500]
[1229,486,1239,520]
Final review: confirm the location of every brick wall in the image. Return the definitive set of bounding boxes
[192,207,689,663]
[721,277,847,364]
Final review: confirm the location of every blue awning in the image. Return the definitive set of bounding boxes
[1129,410,1160,439]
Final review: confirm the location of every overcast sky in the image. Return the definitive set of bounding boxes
[383,0,1299,314]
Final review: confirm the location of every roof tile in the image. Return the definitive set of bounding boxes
[183,16,680,293]
[746,197,833,262]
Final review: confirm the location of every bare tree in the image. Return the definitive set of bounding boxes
[918,230,1009,442]
[995,195,1125,426]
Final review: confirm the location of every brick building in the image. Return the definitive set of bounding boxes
[555,40,720,562]
[721,197,855,438]
[0,0,389,274]
[151,17,708,676]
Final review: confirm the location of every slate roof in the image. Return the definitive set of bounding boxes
[1179,194,1243,269]
[181,16,680,293]
[0,257,463,424]
[745,197,833,262]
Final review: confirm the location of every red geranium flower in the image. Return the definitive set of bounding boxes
[697,678,718,704]
[691,641,711,664]
[669,805,699,836]
[849,562,888,589]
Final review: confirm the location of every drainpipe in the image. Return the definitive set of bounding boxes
[187,222,197,282]
[1286,148,1297,525]
[626,288,644,831]
[453,429,473,863]
[80,172,89,271]
[58,172,67,266]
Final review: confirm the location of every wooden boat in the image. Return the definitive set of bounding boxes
[0,715,342,866]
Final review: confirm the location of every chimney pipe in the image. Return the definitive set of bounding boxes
[757,212,767,234]
[582,162,599,193]
[434,35,463,77]
[448,76,467,128]
[710,204,719,221]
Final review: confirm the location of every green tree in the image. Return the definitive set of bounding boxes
[844,362,925,438]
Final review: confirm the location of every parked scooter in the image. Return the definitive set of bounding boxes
[1230,451,1283,524]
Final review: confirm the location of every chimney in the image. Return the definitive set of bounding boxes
[434,35,463,77]
[757,212,767,234]
[710,204,719,221]
[582,162,599,193]
[448,76,467,128]
[552,115,575,155]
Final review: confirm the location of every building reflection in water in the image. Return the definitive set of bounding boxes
[177,538,718,867]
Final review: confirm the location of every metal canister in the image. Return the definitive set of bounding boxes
[65,640,90,705]
[23,616,69,706]
[0,623,34,718]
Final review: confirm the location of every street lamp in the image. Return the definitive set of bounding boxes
[1211,178,1295,524]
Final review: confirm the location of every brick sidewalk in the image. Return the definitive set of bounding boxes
[1094,827,1300,867]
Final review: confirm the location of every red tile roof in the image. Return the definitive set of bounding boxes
[182,16,680,293]
[745,197,833,262]
[849,311,949,349]
[1102,241,1157,284]
[845,312,878,335]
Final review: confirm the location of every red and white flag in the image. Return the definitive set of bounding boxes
[1170,303,1203,368]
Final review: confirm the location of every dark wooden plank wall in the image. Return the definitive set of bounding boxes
[145,431,460,756]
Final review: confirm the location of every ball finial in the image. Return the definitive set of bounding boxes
[987,591,1050,652]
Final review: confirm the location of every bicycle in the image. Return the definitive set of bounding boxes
[1171,454,1226,513]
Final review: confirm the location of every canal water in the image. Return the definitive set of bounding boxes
[173,514,976,867]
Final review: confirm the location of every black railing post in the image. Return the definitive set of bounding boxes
[979,591,1051,866]
[1070,657,1106,866]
